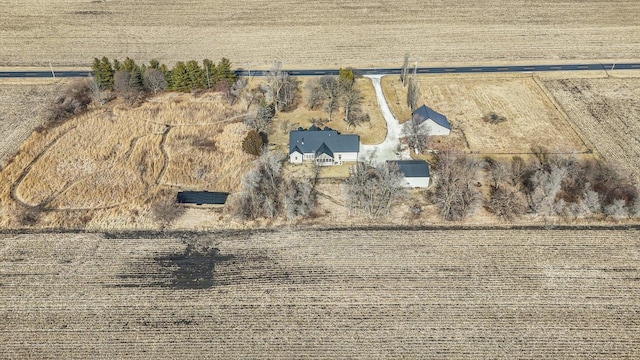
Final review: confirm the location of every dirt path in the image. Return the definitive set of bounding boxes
[359,75,410,164]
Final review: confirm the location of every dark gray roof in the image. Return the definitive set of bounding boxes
[289,129,359,155]
[177,191,229,205]
[388,160,430,178]
[412,104,450,130]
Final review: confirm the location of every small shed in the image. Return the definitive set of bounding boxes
[388,160,430,188]
[412,104,451,136]
[177,191,229,206]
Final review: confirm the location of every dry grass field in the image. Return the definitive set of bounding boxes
[0,83,58,164]
[543,78,640,178]
[1,228,639,358]
[0,93,253,228]
[2,1,639,68]
[382,74,588,154]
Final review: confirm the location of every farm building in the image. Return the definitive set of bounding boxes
[289,126,359,166]
[388,160,430,188]
[177,191,229,206]
[412,104,451,136]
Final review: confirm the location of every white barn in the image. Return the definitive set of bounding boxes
[289,126,359,166]
[388,160,430,188]
[412,104,451,136]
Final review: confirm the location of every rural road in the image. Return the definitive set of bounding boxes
[2,63,640,79]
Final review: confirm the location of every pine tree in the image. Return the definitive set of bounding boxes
[95,56,114,89]
[202,58,217,89]
[149,59,160,69]
[112,59,121,71]
[170,62,189,92]
[122,57,142,89]
[185,60,205,90]
[216,58,236,85]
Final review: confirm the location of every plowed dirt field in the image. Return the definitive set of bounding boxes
[1,228,638,358]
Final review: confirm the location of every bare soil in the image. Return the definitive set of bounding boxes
[1,229,638,358]
[2,1,639,68]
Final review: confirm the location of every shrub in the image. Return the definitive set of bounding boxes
[482,112,507,124]
[151,191,186,228]
[242,130,264,156]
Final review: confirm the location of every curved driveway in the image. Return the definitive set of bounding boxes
[359,75,408,164]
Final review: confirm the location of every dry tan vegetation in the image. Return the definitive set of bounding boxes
[1,229,639,358]
[274,77,387,145]
[0,93,253,228]
[382,74,588,154]
[2,1,639,68]
[0,83,59,164]
[543,77,640,178]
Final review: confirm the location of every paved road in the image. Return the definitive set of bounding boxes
[1,63,639,79]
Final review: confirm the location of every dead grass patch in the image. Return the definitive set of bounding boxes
[383,75,588,154]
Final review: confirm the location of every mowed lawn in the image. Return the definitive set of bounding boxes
[1,229,639,358]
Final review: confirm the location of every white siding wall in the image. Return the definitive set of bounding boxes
[423,120,450,136]
[289,152,303,164]
[334,151,358,162]
[404,177,430,188]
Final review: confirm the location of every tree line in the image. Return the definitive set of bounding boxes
[91,56,237,99]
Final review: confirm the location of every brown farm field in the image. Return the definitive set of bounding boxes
[1,229,639,358]
[382,74,589,154]
[0,83,58,164]
[543,77,640,178]
[1,1,640,68]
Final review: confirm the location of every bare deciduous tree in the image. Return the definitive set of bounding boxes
[401,52,410,87]
[143,68,167,95]
[114,70,142,104]
[342,86,364,128]
[344,162,406,219]
[430,150,483,220]
[231,151,285,220]
[151,190,186,228]
[402,118,430,154]
[305,81,323,110]
[283,179,315,220]
[266,62,299,112]
[406,77,420,111]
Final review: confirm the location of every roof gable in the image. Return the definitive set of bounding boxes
[412,104,450,130]
[388,160,430,178]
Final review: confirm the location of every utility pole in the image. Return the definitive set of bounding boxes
[49,61,56,79]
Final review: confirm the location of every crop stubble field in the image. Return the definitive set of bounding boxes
[1,229,639,358]
[1,1,639,68]
[543,77,640,178]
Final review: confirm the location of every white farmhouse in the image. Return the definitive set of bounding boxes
[388,160,430,188]
[412,104,451,136]
[289,126,360,166]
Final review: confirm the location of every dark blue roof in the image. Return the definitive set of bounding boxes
[412,104,450,130]
[388,160,430,178]
[177,191,229,205]
[289,129,359,155]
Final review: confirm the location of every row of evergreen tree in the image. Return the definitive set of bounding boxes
[91,57,236,92]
